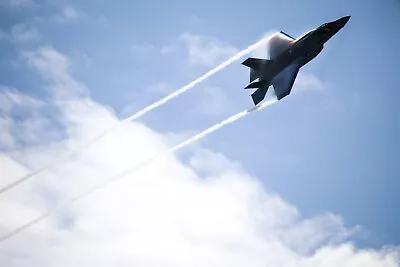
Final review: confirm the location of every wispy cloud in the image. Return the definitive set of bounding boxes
[62,6,79,20]
[0,87,58,152]
[10,23,40,43]
[295,72,325,92]
[196,85,235,116]
[0,29,7,40]
[22,46,87,98]
[160,43,178,55]
[159,32,241,67]
[0,87,44,114]
[148,82,173,94]
[50,5,81,23]
[131,43,157,60]
[7,0,35,8]
[0,46,399,267]
[179,33,239,67]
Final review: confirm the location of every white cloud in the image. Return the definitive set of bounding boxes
[195,86,234,116]
[23,46,71,79]
[7,0,34,8]
[179,33,239,67]
[0,47,399,267]
[120,82,172,118]
[0,116,14,149]
[131,43,156,59]
[0,29,7,40]
[141,33,238,69]
[0,87,43,114]
[295,72,325,92]
[148,82,173,94]
[62,6,79,20]
[10,23,40,43]
[50,5,81,23]
[0,87,47,151]
[160,43,178,55]
[22,46,88,98]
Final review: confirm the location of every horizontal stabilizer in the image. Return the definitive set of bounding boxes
[245,81,262,89]
[245,80,269,89]
[251,87,268,106]
[242,57,272,72]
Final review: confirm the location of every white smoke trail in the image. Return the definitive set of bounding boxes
[124,37,271,121]
[0,35,272,196]
[0,100,277,244]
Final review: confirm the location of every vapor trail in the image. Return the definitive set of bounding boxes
[124,37,271,121]
[0,35,272,196]
[0,100,277,244]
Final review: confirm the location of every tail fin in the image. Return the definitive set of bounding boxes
[251,87,268,106]
[242,57,272,71]
[242,57,272,106]
[280,31,296,40]
[242,57,273,84]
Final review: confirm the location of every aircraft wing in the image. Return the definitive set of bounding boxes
[272,63,300,100]
[268,33,295,60]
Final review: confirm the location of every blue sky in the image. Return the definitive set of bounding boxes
[0,0,399,264]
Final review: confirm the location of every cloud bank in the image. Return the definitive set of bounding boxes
[0,45,399,267]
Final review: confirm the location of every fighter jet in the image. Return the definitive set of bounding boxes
[242,15,350,106]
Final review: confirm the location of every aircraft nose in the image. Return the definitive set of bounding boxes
[342,15,351,23]
[338,15,351,27]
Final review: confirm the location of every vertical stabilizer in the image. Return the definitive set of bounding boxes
[251,87,269,106]
[242,57,273,84]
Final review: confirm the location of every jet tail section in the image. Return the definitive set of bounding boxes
[250,68,259,83]
[241,57,273,106]
[242,57,272,71]
[242,57,273,83]
[245,80,269,89]
[251,87,268,106]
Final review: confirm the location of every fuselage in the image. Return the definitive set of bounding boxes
[259,34,323,82]
[259,15,350,84]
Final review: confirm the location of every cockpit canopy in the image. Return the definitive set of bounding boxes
[320,23,332,32]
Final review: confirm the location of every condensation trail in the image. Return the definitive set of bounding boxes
[0,35,272,196]
[0,100,277,244]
